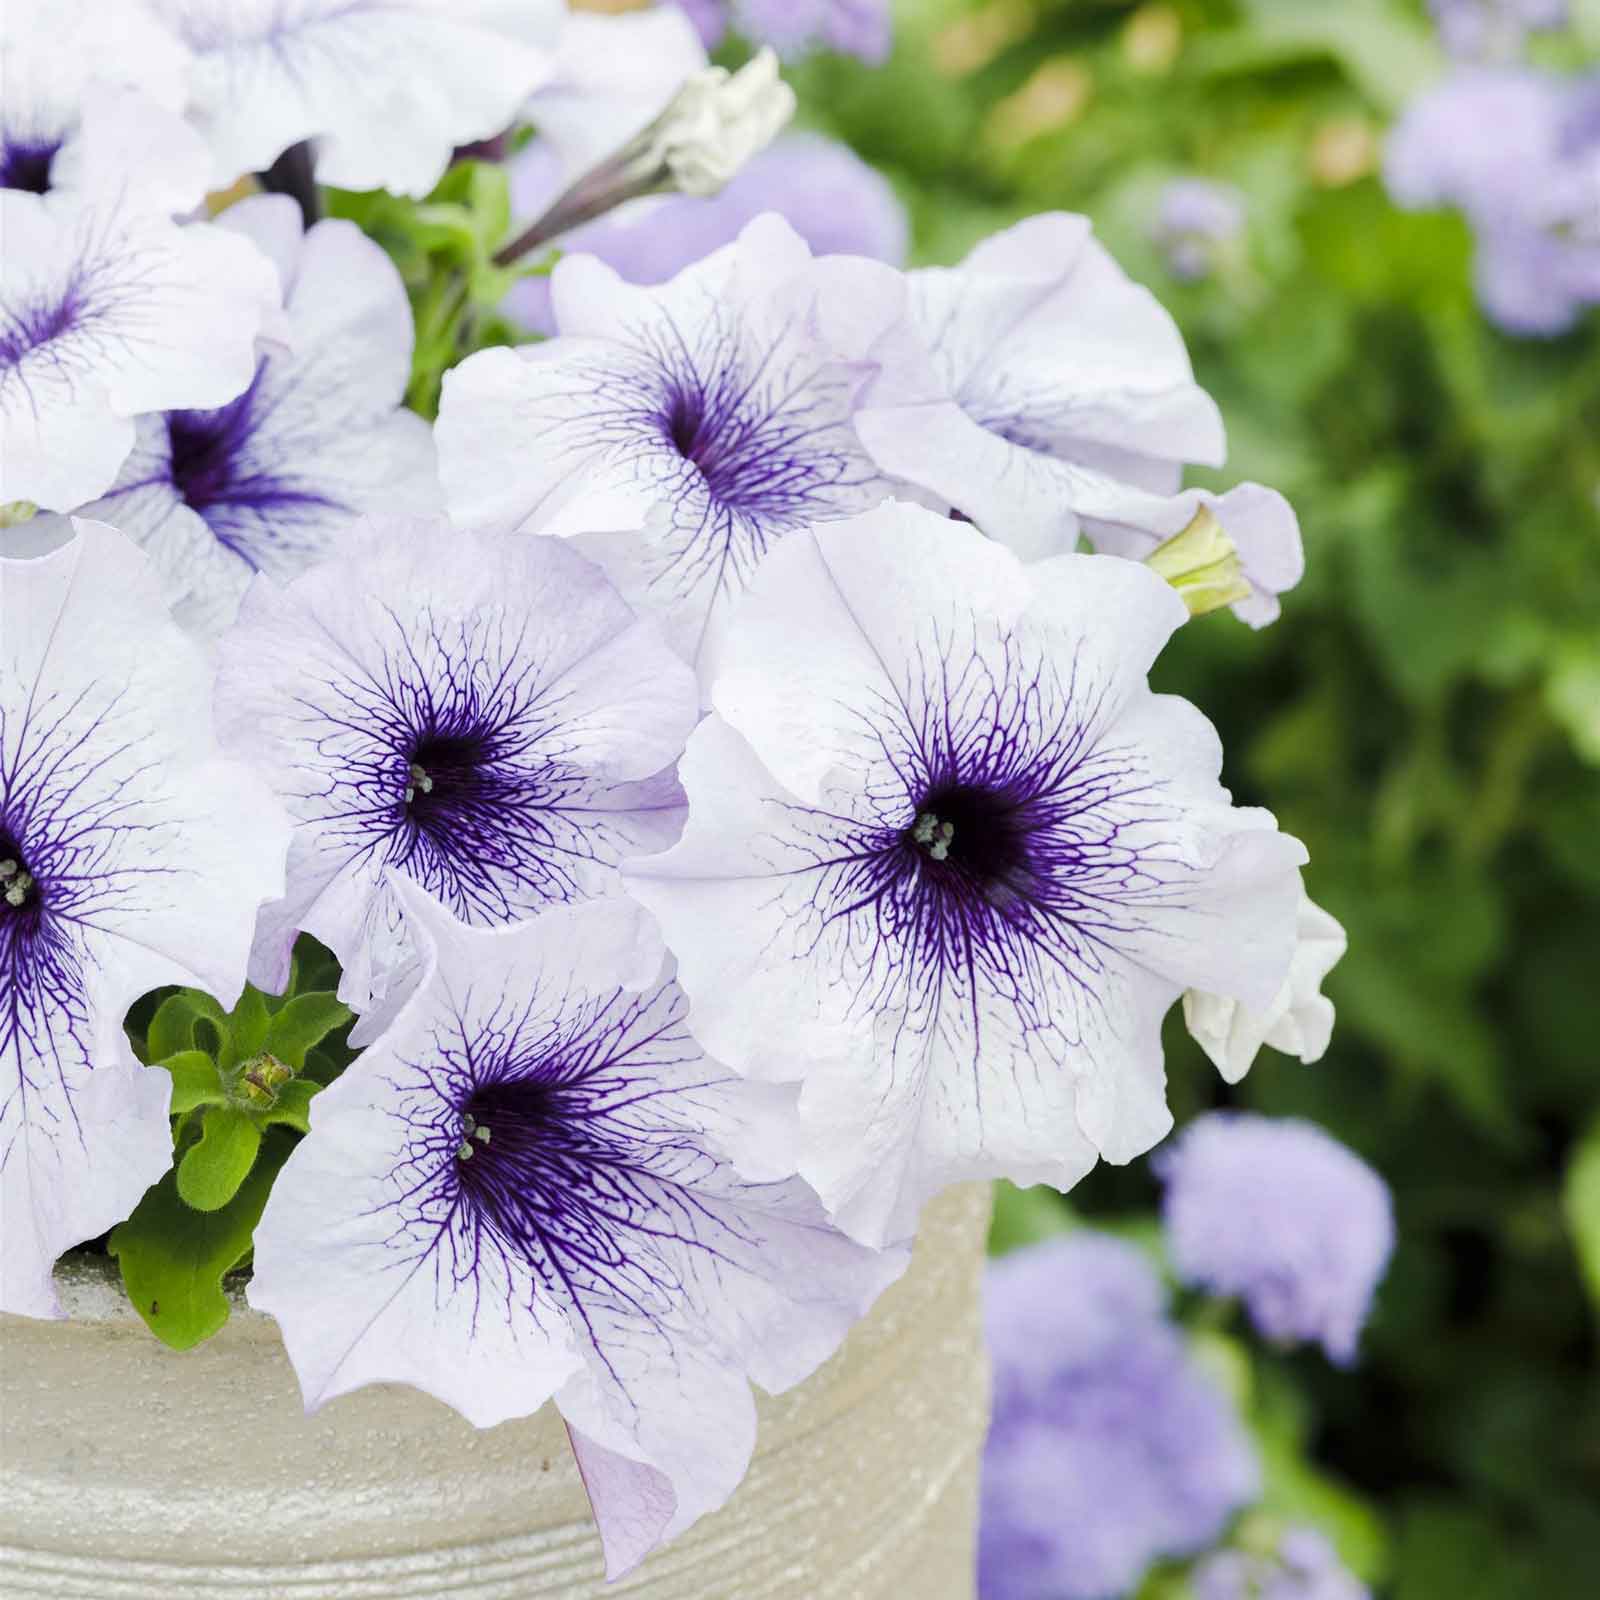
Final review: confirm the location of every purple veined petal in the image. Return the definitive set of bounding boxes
[0,518,289,1317]
[1155,1112,1395,1366]
[439,213,910,685]
[247,883,905,1577]
[212,519,700,1019]
[145,0,564,196]
[0,0,201,212]
[77,194,440,638]
[855,211,1231,563]
[624,503,1307,1246]
[0,191,281,510]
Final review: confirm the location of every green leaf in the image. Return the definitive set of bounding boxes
[223,984,271,1069]
[261,1077,320,1135]
[988,1181,1077,1255]
[1561,1117,1600,1315]
[263,991,352,1070]
[158,1050,226,1116]
[143,990,227,1065]
[176,1107,263,1211]
[109,1131,295,1351]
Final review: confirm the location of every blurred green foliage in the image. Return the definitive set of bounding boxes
[796,2,1599,1595]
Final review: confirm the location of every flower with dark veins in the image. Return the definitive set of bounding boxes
[625,504,1309,1246]
[213,520,699,1022]
[0,191,281,510]
[146,0,564,197]
[248,886,904,1578]
[0,0,205,214]
[79,195,440,637]
[0,519,288,1318]
[438,214,912,684]
[853,212,1305,626]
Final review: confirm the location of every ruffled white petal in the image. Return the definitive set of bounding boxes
[149,0,564,195]
[0,519,288,1316]
[0,192,280,508]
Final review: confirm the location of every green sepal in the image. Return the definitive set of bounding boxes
[221,985,271,1070]
[176,1107,263,1212]
[159,1050,226,1116]
[109,1131,296,1351]
[262,991,352,1071]
[143,990,227,1065]
[261,1077,320,1135]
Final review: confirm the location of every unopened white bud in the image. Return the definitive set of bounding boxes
[653,50,797,198]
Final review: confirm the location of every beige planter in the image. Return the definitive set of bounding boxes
[0,1184,991,1599]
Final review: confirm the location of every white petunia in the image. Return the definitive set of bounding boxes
[249,885,904,1576]
[0,190,281,510]
[1183,892,1347,1082]
[438,213,911,684]
[625,502,1309,1246]
[0,518,288,1317]
[79,194,439,638]
[212,520,699,1021]
[853,213,1304,627]
[147,0,564,196]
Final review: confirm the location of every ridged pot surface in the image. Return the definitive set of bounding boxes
[0,1185,991,1599]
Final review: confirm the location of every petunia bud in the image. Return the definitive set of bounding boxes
[1144,504,1252,618]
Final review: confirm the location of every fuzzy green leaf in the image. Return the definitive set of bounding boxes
[109,1131,294,1351]
[223,985,271,1069]
[159,1051,226,1116]
[175,1107,263,1211]
[261,1077,320,1135]
[263,991,352,1070]
[144,990,227,1065]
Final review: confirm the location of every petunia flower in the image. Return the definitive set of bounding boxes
[735,0,893,65]
[145,0,564,197]
[1183,890,1346,1081]
[438,214,911,682]
[78,194,440,638]
[852,212,1304,626]
[0,190,281,510]
[0,518,288,1318]
[1150,177,1248,282]
[212,521,699,1023]
[1427,0,1569,61]
[979,1234,1259,1600]
[1155,1111,1395,1365]
[0,0,206,213]
[248,884,905,1577]
[624,503,1309,1246]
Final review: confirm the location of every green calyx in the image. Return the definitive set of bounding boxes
[111,939,355,1350]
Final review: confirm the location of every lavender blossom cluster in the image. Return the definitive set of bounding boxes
[1,0,1345,1576]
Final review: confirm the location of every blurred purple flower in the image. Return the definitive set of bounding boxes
[1156,1113,1394,1366]
[1194,1526,1370,1600]
[979,1234,1259,1600]
[505,130,907,332]
[1427,0,1568,61]
[675,1,891,62]
[1151,177,1247,281]
[1386,66,1600,335]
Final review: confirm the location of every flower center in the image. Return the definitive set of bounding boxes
[451,1077,569,1248]
[904,782,1035,900]
[0,137,62,196]
[0,853,37,910]
[403,731,490,825]
[167,384,258,515]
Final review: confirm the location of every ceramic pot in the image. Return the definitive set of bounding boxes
[0,1184,991,1599]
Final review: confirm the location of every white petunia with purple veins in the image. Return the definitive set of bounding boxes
[248,886,905,1577]
[437,213,912,682]
[852,212,1305,627]
[212,521,699,1023]
[0,191,281,510]
[0,518,289,1319]
[145,0,564,196]
[0,0,207,214]
[79,194,440,638]
[625,503,1310,1246]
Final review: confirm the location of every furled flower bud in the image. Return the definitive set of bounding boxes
[1145,504,1253,618]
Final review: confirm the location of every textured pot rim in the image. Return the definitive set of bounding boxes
[47,1250,262,1333]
